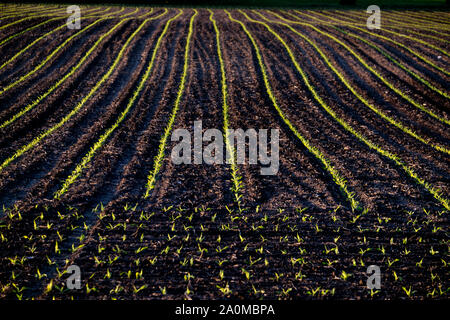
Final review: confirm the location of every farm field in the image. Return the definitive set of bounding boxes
[0,4,448,300]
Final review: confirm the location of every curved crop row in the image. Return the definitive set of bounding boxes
[338,10,450,42]
[0,5,60,18]
[277,11,450,126]
[0,6,66,20]
[137,8,157,19]
[338,10,450,40]
[0,5,48,14]
[0,19,103,95]
[0,16,144,174]
[403,10,450,19]
[240,11,449,211]
[118,8,139,18]
[0,7,109,48]
[0,7,109,51]
[335,9,450,32]
[406,11,450,22]
[299,11,450,77]
[294,11,449,98]
[209,9,244,206]
[387,10,450,28]
[54,10,179,199]
[100,7,125,17]
[0,7,75,31]
[144,9,198,198]
[334,26,449,100]
[252,11,449,155]
[328,10,450,33]
[226,10,361,212]
[0,7,129,94]
[0,9,167,130]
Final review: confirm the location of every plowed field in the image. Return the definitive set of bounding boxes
[0,4,448,299]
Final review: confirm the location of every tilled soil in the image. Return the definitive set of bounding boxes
[0,6,448,300]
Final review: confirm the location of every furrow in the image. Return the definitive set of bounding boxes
[0,9,166,130]
[0,7,109,47]
[54,10,183,199]
[0,7,124,89]
[299,10,450,77]
[143,10,198,198]
[226,10,362,212]
[251,11,450,155]
[0,17,145,173]
[337,10,450,40]
[0,7,76,30]
[210,9,243,206]
[247,10,449,211]
[278,11,450,125]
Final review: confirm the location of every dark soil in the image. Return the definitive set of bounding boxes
[0,7,448,300]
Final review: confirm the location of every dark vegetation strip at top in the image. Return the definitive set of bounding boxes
[1,0,449,9]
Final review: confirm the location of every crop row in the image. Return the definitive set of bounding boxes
[325,9,450,39]
[0,7,78,31]
[339,10,450,55]
[0,6,66,19]
[1,8,448,213]
[0,9,165,129]
[333,26,448,99]
[0,7,447,299]
[226,10,362,212]
[0,7,125,76]
[144,10,197,198]
[386,10,450,28]
[0,5,57,17]
[235,11,449,211]
[55,9,180,199]
[301,11,450,77]
[341,10,450,38]
[0,8,111,48]
[209,10,244,207]
[255,11,450,154]
[0,14,156,173]
[280,11,450,125]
